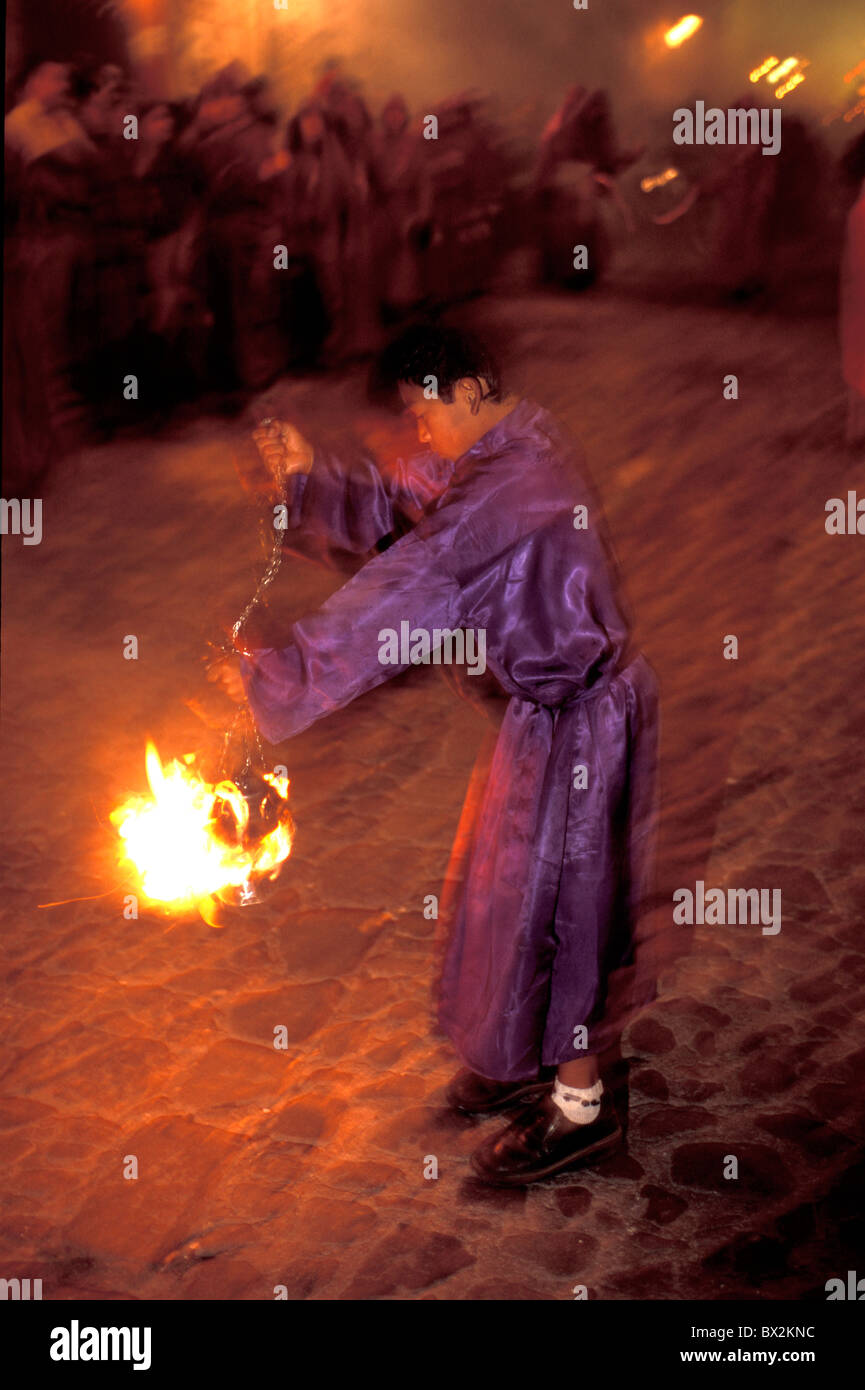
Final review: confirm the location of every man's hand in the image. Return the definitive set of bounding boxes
[253,419,314,485]
[207,654,247,705]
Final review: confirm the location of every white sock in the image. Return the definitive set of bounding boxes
[551,1077,604,1125]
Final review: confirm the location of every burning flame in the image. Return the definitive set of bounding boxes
[664,15,703,49]
[111,742,293,924]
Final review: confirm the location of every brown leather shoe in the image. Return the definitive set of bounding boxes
[470,1089,622,1184]
[445,1068,554,1115]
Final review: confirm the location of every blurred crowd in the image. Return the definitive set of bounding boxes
[4,58,517,479]
[4,55,865,482]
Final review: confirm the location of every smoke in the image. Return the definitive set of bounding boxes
[271,0,862,144]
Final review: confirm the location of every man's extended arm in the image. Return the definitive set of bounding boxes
[240,521,460,744]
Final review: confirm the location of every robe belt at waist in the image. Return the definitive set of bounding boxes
[555,648,638,711]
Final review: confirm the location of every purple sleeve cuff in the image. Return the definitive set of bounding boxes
[287,467,310,527]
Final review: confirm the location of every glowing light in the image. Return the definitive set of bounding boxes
[640,167,679,192]
[111,742,293,924]
[271,0,327,18]
[749,57,779,83]
[828,58,865,121]
[766,57,798,84]
[776,72,806,99]
[664,15,703,49]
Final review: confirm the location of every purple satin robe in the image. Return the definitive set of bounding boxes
[240,399,659,1081]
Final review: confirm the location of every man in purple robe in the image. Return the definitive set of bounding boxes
[217,324,659,1184]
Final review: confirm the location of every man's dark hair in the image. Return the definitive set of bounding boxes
[373,322,504,405]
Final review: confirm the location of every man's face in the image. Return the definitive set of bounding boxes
[399,379,483,461]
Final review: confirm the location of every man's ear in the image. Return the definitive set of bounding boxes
[460,376,484,414]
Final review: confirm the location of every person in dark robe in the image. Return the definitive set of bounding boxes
[129,101,206,409]
[533,86,642,289]
[280,102,352,364]
[181,68,286,395]
[372,95,433,320]
[535,85,641,188]
[5,68,98,483]
[65,64,151,432]
[215,323,659,1185]
[330,84,385,357]
[698,95,784,303]
[424,94,512,303]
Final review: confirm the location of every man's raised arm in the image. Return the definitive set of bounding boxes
[254,418,452,562]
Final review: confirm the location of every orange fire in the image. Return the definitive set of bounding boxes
[664,15,703,49]
[111,742,293,924]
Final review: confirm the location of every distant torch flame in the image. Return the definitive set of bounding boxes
[823,62,865,125]
[664,15,703,49]
[776,72,806,99]
[641,167,679,192]
[749,57,779,83]
[766,57,799,84]
[111,742,293,925]
[749,53,808,98]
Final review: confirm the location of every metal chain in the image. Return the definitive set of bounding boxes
[216,418,289,781]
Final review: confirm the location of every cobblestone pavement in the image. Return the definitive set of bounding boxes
[2,290,863,1300]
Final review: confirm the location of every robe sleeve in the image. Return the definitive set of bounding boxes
[284,441,452,558]
[239,523,461,743]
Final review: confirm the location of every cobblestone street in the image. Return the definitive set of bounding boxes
[2,289,863,1301]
